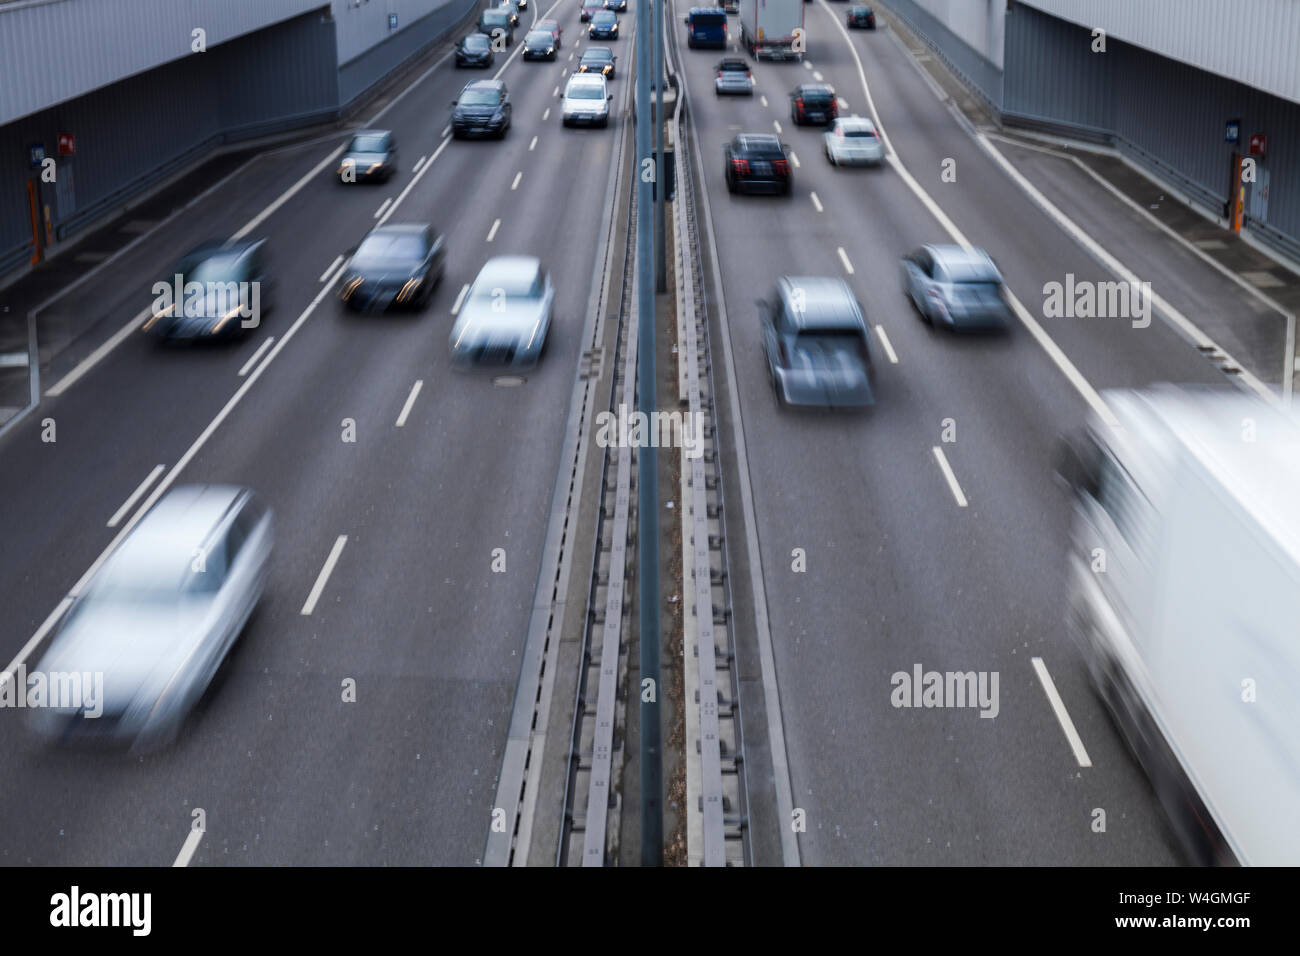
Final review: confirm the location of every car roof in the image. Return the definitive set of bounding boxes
[112,485,245,569]
[475,255,542,285]
[582,46,614,57]
[735,133,782,150]
[926,244,1000,281]
[463,79,506,92]
[834,115,876,131]
[568,71,607,83]
[795,83,835,95]
[777,277,865,329]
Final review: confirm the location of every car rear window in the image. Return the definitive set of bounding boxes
[720,61,748,72]
[950,280,1003,302]
[792,330,866,360]
[802,90,833,105]
[843,128,877,139]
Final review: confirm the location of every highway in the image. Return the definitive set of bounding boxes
[669,0,1255,864]
[0,0,1284,868]
[0,0,633,865]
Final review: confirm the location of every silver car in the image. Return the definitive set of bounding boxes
[450,256,555,367]
[715,58,754,95]
[561,73,613,126]
[824,116,884,166]
[901,244,1013,330]
[27,485,272,753]
[760,276,876,407]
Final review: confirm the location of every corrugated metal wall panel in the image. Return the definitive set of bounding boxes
[1003,1,1112,131]
[881,0,1004,108]
[337,0,477,107]
[0,9,336,261]
[332,0,466,66]
[906,0,1008,68]
[1015,0,1300,105]
[0,0,324,126]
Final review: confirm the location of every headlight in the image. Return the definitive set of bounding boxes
[367,162,382,173]
[340,276,363,300]
[210,303,243,334]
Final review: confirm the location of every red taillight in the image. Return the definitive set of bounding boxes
[773,159,789,176]
[795,97,804,110]
[731,158,750,175]
[717,71,723,78]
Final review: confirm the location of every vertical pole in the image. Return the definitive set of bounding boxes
[636,0,664,866]
[653,0,667,292]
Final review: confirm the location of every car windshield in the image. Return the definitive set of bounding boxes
[354,235,424,265]
[584,50,612,61]
[721,62,748,72]
[185,254,243,284]
[463,34,489,49]
[348,134,387,152]
[594,12,615,23]
[472,273,540,298]
[568,83,605,99]
[526,31,551,44]
[482,11,509,25]
[460,89,501,106]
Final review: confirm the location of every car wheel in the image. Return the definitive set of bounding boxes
[725,173,735,193]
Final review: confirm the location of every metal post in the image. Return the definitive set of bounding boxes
[653,0,666,293]
[636,0,664,866]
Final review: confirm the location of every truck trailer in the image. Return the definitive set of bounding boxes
[1058,386,1300,865]
[738,0,804,60]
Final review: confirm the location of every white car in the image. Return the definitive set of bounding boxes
[824,116,885,166]
[450,256,555,367]
[561,73,614,127]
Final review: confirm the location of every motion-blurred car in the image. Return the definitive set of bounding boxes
[336,129,398,182]
[477,8,515,44]
[901,244,1012,330]
[580,0,604,21]
[723,0,739,11]
[27,485,272,753]
[823,116,884,166]
[516,0,527,8]
[561,73,614,126]
[450,256,555,367]
[146,239,273,341]
[451,79,512,138]
[760,277,876,407]
[790,83,838,125]
[339,224,446,312]
[847,5,876,28]
[455,32,495,67]
[578,47,617,78]
[535,18,563,44]
[522,29,559,59]
[724,133,792,195]
[606,0,628,10]
[496,0,521,26]
[588,10,620,38]
[715,58,754,95]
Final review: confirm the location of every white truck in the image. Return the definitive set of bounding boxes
[738,0,804,61]
[1058,386,1300,865]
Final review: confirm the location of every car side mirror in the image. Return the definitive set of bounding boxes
[1052,436,1096,499]
[608,94,613,100]
[450,100,458,107]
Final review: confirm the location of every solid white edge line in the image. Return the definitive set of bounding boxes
[450,283,470,315]
[237,336,276,377]
[301,534,348,616]
[487,218,501,242]
[395,379,424,427]
[319,255,343,283]
[172,828,204,867]
[1031,656,1093,768]
[106,464,166,528]
[874,324,899,364]
[931,446,968,507]
[825,8,1122,430]
[45,307,151,397]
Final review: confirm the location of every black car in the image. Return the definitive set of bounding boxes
[578,47,617,78]
[455,32,495,67]
[847,5,876,29]
[337,129,397,183]
[790,83,838,125]
[522,29,559,59]
[588,10,619,39]
[724,134,792,195]
[605,0,627,9]
[477,8,514,45]
[451,79,512,138]
[148,239,273,341]
[338,224,445,313]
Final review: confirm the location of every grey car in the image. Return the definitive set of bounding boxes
[450,256,555,367]
[760,276,876,407]
[715,58,754,95]
[337,129,397,182]
[27,485,272,753]
[901,244,1013,330]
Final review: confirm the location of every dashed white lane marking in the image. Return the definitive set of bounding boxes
[1031,657,1093,768]
[451,283,470,315]
[374,197,393,219]
[511,171,522,190]
[395,379,424,427]
[107,465,165,528]
[836,246,854,274]
[487,218,502,242]
[932,446,968,508]
[301,535,348,616]
[810,191,823,212]
[319,255,343,283]
[173,829,203,868]
[529,135,538,150]
[238,336,276,377]
[874,325,899,364]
